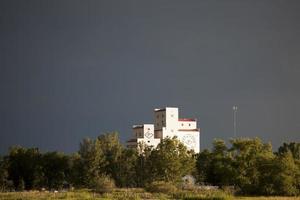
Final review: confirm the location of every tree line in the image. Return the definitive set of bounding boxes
[0,132,299,196]
[197,138,300,196]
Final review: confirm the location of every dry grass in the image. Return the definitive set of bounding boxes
[234,197,300,200]
[0,189,299,200]
[0,190,101,200]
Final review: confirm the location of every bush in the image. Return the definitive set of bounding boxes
[17,179,25,191]
[145,181,177,194]
[94,175,115,193]
[220,186,235,196]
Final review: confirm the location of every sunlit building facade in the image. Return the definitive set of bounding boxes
[126,107,200,153]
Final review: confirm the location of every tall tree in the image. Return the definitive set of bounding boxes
[147,137,195,183]
[135,145,152,187]
[278,142,300,160]
[114,148,138,187]
[97,132,123,182]
[7,146,43,190]
[273,150,300,196]
[196,139,235,186]
[195,149,212,184]
[78,138,106,187]
[230,138,274,195]
[68,152,84,188]
[210,139,235,186]
[41,152,70,189]
[0,156,9,191]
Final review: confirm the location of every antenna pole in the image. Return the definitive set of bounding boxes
[233,106,238,138]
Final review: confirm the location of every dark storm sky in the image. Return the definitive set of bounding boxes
[1,1,300,154]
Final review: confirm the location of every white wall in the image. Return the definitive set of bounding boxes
[178,121,197,130]
[129,107,201,153]
[165,107,179,131]
[143,124,154,139]
[137,138,161,149]
[176,130,200,153]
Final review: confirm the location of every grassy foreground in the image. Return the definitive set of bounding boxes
[0,189,299,200]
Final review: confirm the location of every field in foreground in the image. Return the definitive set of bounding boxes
[0,189,299,200]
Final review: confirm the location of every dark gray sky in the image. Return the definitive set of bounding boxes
[1,1,300,154]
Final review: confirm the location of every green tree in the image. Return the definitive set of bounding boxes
[273,150,300,196]
[0,156,9,192]
[278,142,300,160]
[196,138,300,196]
[41,152,70,189]
[135,145,152,187]
[17,178,25,191]
[196,139,235,186]
[195,149,212,184]
[230,138,274,195]
[255,154,277,195]
[114,148,138,187]
[147,137,195,183]
[78,138,106,187]
[277,142,300,194]
[76,133,124,188]
[68,152,84,188]
[7,146,43,190]
[97,132,123,182]
[210,139,235,186]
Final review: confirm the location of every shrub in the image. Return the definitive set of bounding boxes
[220,186,235,196]
[145,181,177,194]
[17,179,25,191]
[94,175,115,194]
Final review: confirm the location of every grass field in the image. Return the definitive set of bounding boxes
[0,189,299,200]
